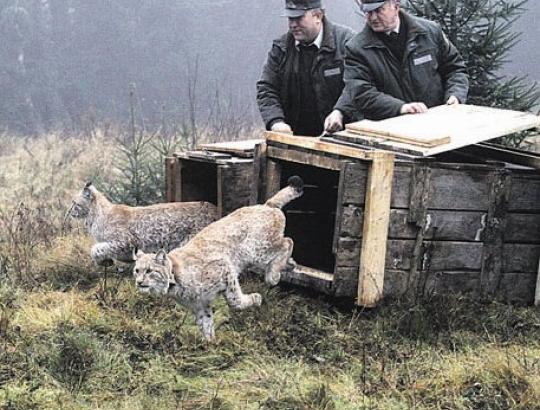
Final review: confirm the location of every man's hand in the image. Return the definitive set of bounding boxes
[270,121,293,134]
[446,95,460,105]
[324,110,344,133]
[400,102,428,115]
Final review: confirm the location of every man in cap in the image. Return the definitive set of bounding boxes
[257,0,356,136]
[324,0,469,131]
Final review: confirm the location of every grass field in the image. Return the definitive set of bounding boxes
[0,132,539,409]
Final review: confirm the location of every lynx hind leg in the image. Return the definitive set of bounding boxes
[264,237,294,286]
[195,305,215,341]
[224,274,262,310]
[91,242,133,266]
[90,243,114,267]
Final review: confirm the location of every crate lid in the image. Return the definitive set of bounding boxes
[335,104,540,157]
[197,139,263,158]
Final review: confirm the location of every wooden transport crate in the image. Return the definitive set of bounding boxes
[165,106,540,306]
[260,132,540,306]
[165,150,255,218]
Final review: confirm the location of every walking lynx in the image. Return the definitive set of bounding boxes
[70,182,217,266]
[133,176,304,340]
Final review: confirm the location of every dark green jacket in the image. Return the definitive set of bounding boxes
[257,19,356,133]
[335,11,469,120]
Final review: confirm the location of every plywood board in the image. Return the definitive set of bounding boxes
[347,119,450,147]
[340,104,540,157]
[198,139,263,158]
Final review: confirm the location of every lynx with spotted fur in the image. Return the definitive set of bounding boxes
[70,182,218,266]
[133,176,304,340]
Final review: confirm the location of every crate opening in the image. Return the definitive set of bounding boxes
[280,162,340,274]
[179,159,218,205]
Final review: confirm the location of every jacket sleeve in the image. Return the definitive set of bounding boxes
[335,41,404,120]
[437,29,469,103]
[256,43,286,130]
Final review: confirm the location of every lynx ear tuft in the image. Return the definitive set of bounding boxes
[132,247,139,261]
[155,249,168,265]
[83,183,94,199]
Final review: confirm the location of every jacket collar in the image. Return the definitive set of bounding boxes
[360,10,427,48]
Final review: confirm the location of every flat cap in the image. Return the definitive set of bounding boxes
[282,0,322,18]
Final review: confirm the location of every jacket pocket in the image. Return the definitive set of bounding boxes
[409,48,443,104]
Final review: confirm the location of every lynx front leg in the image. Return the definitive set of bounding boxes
[264,237,294,286]
[194,306,215,341]
[224,274,262,310]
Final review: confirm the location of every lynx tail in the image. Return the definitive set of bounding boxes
[265,176,304,209]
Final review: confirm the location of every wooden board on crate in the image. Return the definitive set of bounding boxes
[338,104,540,157]
[198,139,263,158]
[346,118,450,147]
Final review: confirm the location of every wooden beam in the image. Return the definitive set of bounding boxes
[357,152,395,306]
[265,158,281,201]
[480,169,511,299]
[266,145,344,170]
[463,143,540,169]
[198,139,263,158]
[406,164,432,301]
[265,131,375,161]
[165,156,179,202]
[250,142,267,205]
[282,264,333,295]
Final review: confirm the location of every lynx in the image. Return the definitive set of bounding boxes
[69,182,218,266]
[133,176,304,340]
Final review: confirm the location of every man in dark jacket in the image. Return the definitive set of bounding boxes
[257,0,356,136]
[325,0,469,131]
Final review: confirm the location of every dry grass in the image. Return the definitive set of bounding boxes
[0,132,539,409]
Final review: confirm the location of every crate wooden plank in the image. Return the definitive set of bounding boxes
[336,268,482,299]
[198,139,263,158]
[341,104,540,156]
[267,145,344,170]
[535,259,540,306]
[282,264,333,295]
[357,152,395,307]
[340,207,539,243]
[265,131,377,161]
[341,163,494,211]
[337,238,487,271]
[503,244,540,273]
[508,175,540,212]
[217,162,254,217]
[336,268,536,304]
[427,167,491,210]
[165,156,181,202]
[500,272,537,304]
[461,143,540,169]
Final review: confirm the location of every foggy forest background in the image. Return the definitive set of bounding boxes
[0,0,539,136]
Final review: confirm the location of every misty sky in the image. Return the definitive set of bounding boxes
[0,0,538,133]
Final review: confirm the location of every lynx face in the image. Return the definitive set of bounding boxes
[133,250,171,296]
